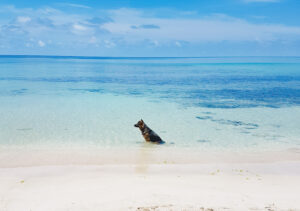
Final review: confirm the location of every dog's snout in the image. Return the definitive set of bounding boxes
[134,124,138,127]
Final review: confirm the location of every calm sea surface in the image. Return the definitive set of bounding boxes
[0,56,300,150]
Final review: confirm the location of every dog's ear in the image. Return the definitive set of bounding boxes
[140,119,144,127]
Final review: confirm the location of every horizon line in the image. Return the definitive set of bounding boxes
[0,55,300,60]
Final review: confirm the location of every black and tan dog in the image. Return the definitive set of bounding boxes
[134,119,164,144]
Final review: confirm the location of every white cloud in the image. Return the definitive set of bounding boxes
[175,41,182,47]
[72,23,94,35]
[1,5,300,54]
[73,24,87,31]
[89,36,97,43]
[60,3,91,9]
[151,40,159,47]
[38,40,45,47]
[17,16,31,23]
[104,40,116,48]
[102,9,300,43]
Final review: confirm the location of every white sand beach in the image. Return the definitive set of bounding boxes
[1,148,300,211]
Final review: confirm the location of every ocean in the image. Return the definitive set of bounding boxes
[0,56,300,151]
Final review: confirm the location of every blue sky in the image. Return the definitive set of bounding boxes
[0,0,300,56]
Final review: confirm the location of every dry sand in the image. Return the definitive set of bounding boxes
[0,147,300,211]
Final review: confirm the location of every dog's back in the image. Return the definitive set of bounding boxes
[134,119,164,144]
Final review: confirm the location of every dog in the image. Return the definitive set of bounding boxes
[134,119,164,144]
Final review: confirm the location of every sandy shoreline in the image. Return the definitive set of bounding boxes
[1,147,300,210]
[1,163,300,211]
[1,146,300,167]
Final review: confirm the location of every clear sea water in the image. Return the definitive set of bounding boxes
[0,56,300,151]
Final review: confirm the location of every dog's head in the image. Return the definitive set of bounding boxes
[134,119,145,129]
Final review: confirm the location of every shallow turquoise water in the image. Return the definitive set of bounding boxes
[0,56,300,150]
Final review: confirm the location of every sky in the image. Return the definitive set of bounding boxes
[0,0,300,56]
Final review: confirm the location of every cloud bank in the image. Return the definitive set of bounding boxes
[0,5,299,56]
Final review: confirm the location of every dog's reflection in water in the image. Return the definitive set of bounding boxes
[135,142,156,174]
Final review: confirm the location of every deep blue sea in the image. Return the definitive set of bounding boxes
[0,56,300,150]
